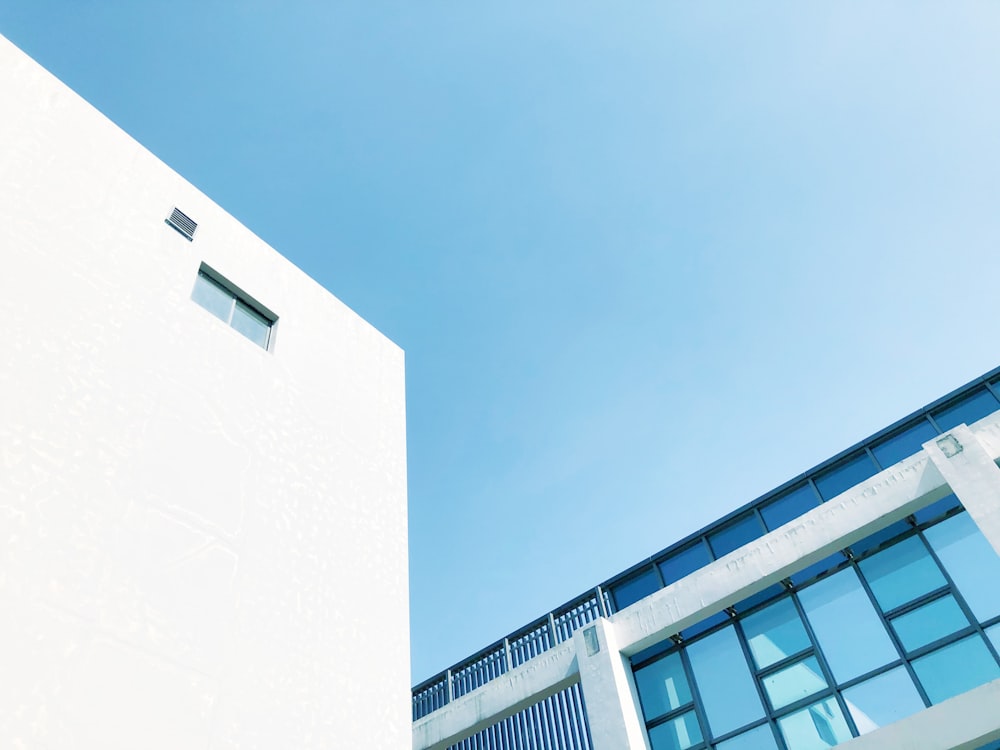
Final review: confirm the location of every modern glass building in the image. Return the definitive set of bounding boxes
[413,367,1000,750]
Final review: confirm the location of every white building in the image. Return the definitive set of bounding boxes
[413,374,1000,750]
[0,33,410,749]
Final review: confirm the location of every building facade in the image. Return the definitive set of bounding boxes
[413,370,1000,750]
[0,34,410,749]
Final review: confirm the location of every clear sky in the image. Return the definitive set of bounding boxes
[3,2,1000,685]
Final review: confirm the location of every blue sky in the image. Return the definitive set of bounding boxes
[3,2,1000,684]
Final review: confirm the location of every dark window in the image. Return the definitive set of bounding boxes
[870,418,938,468]
[932,387,1000,432]
[611,567,660,610]
[659,542,712,586]
[813,452,878,501]
[760,484,820,531]
[708,513,764,558]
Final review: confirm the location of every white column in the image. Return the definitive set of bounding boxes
[923,424,1000,556]
[573,618,650,750]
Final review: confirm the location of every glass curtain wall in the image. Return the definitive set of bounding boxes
[631,505,1000,750]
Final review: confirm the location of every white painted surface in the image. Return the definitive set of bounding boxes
[573,620,649,750]
[0,34,410,749]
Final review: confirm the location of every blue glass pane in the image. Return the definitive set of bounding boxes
[986,623,1000,655]
[890,595,969,652]
[913,493,961,525]
[789,552,847,586]
[798,568,897,683]
[634,652,692,720]
[857,536,946,612]
[192,273,234,322]
[733,584,785,614]
[612,568,661,610]
[681,610,729,640]
[870,419,937,469]
[912,635,1000,704]
[813,452,878,502]
[648,711,702,750]
[660,543,712,586]
[760,485,820,531]
[714,724,778,750]
[686,625,764,737]
[231,301,271,348]
[932,388,1000,431]
[762,656,827,710]
[924,512,1000,622]
[741,597,810,669]
[841,667,925,735]
[709,514,764,558]
[848,520,913,557]
[776,697,852,750]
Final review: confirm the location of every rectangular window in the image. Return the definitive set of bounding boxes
[191,266,276,350]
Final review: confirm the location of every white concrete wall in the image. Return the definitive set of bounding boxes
[0,34,410,749]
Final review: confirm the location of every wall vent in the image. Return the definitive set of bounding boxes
[166,207,197,240]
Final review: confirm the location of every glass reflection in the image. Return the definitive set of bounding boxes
[932,388,1000,431]
[760,485,819,531]
[924,512,1000,622]
[814,453,877,501]
[741,597,810,669]
[857,536,946,612]
[660,543,712,586]
[871,419,937,468]
[842,667,925,734]
[686,625,764,738]
[714,724,779,750]
[798,568,897,683]
[761,657,827,710]
[709,514,764,558]
[912,635,1000,704]
[192,273,234,322]
[890,595,969,652]
[634,652,692,721]
[776,697,852,750]
[647,711,702,750]
[613,568,660,610]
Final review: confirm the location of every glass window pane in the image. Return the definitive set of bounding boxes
[612,568,660,610]
[714,724,779,750]
[842,667,925,735]
[890,595,969,652]
[986,623,1000,654]
[798,568,897,683]
[760,485,819,531]
[231,301,271,348]
[932,388,1000,431]
[870,419,938,469]
[709,513,764,558]
[776,697,852,750]
[858,536,946,612]
[192,273,234,322]
[733,584,785,615]
[789,551,847,587]
[813,452,878,501]
[659,543,712,586]
[634,652,692,721]
[848,520,913,557]
[648,711,703,750]
[912,635,1000,704]
[680,610,729,640]
[924,512,1000,622]
[741,597,810,669]
[761,656,827,710]
[913,493,960,525]
[686,625,764,738]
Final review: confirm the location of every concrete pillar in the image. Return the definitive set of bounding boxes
[923,424,1000,556]
[573,618,649,750]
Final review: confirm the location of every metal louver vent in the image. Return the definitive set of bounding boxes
[166,207,197,240]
